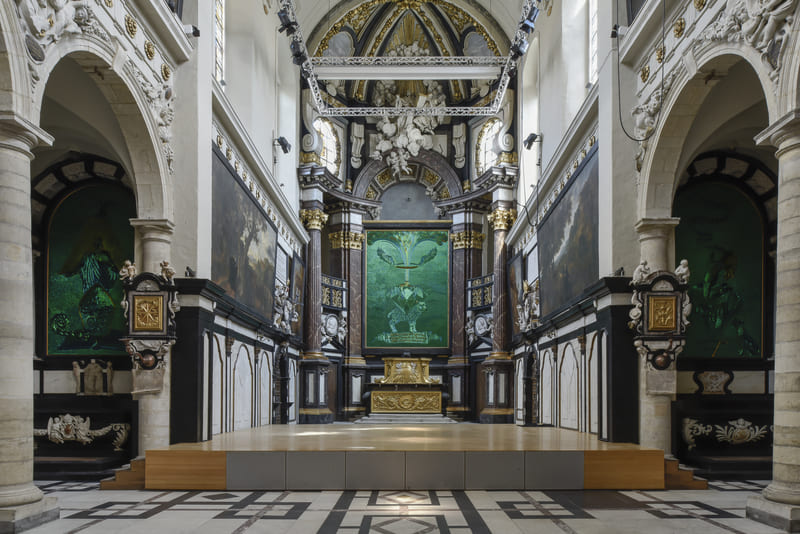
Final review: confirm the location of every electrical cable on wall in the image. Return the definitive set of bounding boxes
[614,0,667,143]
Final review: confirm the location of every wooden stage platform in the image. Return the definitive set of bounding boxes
[144,424,665,491]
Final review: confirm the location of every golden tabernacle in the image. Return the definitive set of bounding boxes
[369,357,445,414]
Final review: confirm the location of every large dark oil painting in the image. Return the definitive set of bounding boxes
[675,181,763,358]
[47,183,135,356]
[508,252,524,338]
[365,228,449,349]
[211,149,277,317]
[538,148,599,317]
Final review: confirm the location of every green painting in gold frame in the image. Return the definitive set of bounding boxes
[364,227,450,350]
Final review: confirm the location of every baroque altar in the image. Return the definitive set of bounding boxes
[366,357,447,414]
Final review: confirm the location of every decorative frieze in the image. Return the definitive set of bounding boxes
[451,230,484,250]
[300,208,329,231]
[329,231,364,250]
[34,414,130,451]
[487,208,517,231]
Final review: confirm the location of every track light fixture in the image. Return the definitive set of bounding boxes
[290,40,307,65]
[520,5,539,33]
[510,36,530,60]
[278,8,297,35]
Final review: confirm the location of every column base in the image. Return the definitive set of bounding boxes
[298,408,333,424]
[747,495,800,532]
[0,496,59,534]
[478,407,513,424]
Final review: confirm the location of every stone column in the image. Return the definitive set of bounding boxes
[129,219,175,273]
[634,217,679,452]
[479,206,516,423]
[748,114,800,531]
[0,115,58,531]
[299,207,332,423]
[128,219,175,452]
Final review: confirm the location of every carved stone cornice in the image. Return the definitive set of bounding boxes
[473,164,519,191]
[452,231,485,250]
[329,231,364,250]
[300,208,329,231]
[487,208,517,231]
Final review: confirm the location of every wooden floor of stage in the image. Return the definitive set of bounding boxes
[145,424,666,492]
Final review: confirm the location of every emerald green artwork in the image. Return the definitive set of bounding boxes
[675,181,763,358]
[47,183,136,356]
[365,229,449,349]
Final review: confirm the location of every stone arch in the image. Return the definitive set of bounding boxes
[639,47,778,221]
[352,149,463,204]
[33,43,172,222]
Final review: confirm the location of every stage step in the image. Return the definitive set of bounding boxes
[355,414,457,424]
[665,457,707,490]
[100,457,146,490]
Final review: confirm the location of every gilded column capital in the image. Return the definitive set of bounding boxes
[300,208,329,231]
[452,231,485,250]
[487,208,517,231]
[329,231,364,250]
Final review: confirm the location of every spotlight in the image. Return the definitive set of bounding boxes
[275,136,292,154]
[523,133,541,150]
[278,8,297,35]
[520,5,540,33]
[290,40,307,65]
[510,37,529,60]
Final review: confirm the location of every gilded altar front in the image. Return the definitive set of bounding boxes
[369,357,444,414]
[376,357,440,385]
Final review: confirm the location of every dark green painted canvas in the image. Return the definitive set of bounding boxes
[675,181,763,358]
[364,229,449,349]
[47,183,135,356]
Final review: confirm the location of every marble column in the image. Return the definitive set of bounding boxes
[299,207,332,423]
[487,206,517,358]
[634,217,679,453]
[479,206,516,423]
[0,115,58,530]
[328,218,366,419]
[128,219,175,452]
[748,114,800,531]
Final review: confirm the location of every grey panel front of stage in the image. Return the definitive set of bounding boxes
[287,451,346,490]
[525,451,584,489]
[227,452,286,490]
[465,452,525,489]
[406,451,465,489]
[345,451,405,490]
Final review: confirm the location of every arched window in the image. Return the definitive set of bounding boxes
[476,119,501,176]
[313,118,340,175]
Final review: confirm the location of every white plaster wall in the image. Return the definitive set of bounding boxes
[225,0,300,209]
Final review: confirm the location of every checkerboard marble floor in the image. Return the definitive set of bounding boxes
[27,480,783,533]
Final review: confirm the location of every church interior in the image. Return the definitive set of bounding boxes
[2,0,800,532]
